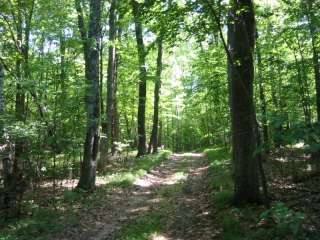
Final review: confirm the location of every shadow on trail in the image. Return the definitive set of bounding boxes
[54,153,216,240]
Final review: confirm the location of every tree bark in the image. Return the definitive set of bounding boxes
[105,0,118,156]
[132,0,147,157]
[111,6,122,155]
[256,43,269,153]
[228,0,261,204]
[306,0,320,122]
[0,64,5,173]
[76,0,102,190]
[148,37,163,154]
[100,36,104,116]
[100,0,118,168]
[305,0,320,170]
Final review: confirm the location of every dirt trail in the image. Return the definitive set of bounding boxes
[54,153,217,240]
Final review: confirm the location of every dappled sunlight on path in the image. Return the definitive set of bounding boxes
[133,154,192,187]
[53,152,216,240]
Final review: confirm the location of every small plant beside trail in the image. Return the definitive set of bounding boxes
[204,147,312,240]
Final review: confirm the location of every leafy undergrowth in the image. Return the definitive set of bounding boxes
[101,150,172,188]
[205,147,318,240]
[0,150,172,240]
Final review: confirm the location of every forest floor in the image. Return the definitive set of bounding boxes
[52,153,217,240]
[2,148,320,240]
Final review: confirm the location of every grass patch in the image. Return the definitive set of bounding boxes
[155,182,185,198]
[117,211,167,240]
[117,183,175,240]
[102,150,172,187]
[0,209,78,240]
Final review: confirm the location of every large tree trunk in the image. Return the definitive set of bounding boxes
[0,64,5,180]
[100,0,118,168]
[111,22,122,155]
[14,0,27,170]
[100,35,104,116]
[1,0,34,217]
[76,0,102,190]
[105,0,118,156]
[1,63,27,218]
[148,37,163,154]
[132,0,147,157]
[256,43,269,153]
[0,64,4,127]
[228,0,261,204]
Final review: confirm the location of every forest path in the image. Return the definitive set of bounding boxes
[56,153,216,240]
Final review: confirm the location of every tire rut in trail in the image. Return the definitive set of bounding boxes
[53,153,215,240]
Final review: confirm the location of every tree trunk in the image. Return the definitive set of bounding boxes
[256,43,269,153]
[15,1,26,168]
[305,0,320,170]
[105,0,118,156]
[158,119,163,148]
[100,35,104,116]
[0,64,4,127]
[132,0,147,157]
[228,0,261,204]
[304,0,320,122]
[111,13,122,155]
[76,0,102,190]
[0,65,6,182]
[148,37,163,154]
[100,0,118,168]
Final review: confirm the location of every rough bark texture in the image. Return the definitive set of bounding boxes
[148,38,163,154]
[100,0,118,168]
[256,43,269,153]
[76,0,101,190]
[5,0,34,217]
[228,0,261,204]
[99,36,104,116]
[105,0,118,155]
[132,0,147,157]
[0,64,4,118]
[1,64,27,218]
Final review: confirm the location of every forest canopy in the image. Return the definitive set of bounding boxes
[0,0,320,239]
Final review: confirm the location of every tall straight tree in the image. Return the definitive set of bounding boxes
[228,0,261,204]
[0,63,4,129]
[101,0,118,165]
[131,0,147,157]
[106,0,118,155]
[304,0,320,169]
[256,42,269,152]
[306,1,320,122]
[0,63,4,160]
[75,0,102,190]
[148,37,163,154]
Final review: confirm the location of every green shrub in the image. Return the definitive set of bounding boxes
[259,202,305,239]
[221,213,244,240]
[214,190,233,209]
